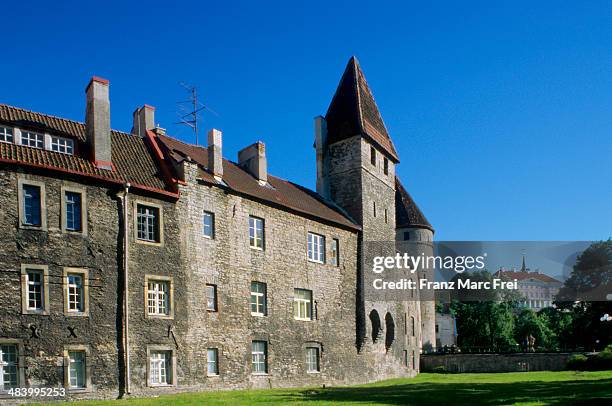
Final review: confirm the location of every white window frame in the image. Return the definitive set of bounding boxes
[206,284,218,312]
[251,341,267,375]
[0,340,24,392]
[305,347,320,373]
[203,211,215,239]
[147,347,175,387]
[207,348,219,376]
[20,130,44,149]
[50,136,74,155]
[0,126,13,143]
[20,264,49,315]
[293,289,313,321]
[249,216,264,250]
[63,268,89,316]
[134,201,164,246]
[250,281,267,316]
[145,275,174,319]
[307,232,325,263]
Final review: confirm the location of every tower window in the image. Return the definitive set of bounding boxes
[373,201,376,217]
[383,158,389,175]
[384,208,388,224]
[370,146,376,166]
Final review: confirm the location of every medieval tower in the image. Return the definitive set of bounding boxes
[315,56,436,374]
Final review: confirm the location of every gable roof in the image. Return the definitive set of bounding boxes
[325,56,400,162]
[395,177,433,232]
[157,134,359,231]
[0,104,176,197]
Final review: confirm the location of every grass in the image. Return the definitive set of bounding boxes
[39,371,612,405]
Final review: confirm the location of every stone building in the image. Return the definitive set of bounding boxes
[0,57,434,400]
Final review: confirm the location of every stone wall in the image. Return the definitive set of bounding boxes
[421,353,577,373]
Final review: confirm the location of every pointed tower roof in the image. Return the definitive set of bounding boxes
[325,56,400,162]
[395,177,433,232]
[520,255,527,272]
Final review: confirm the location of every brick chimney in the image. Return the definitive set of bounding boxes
[131,105,155,137]
[207,128,223,178]
[85,77,112,170]
[314,116,330,199]
[238,141,267,183]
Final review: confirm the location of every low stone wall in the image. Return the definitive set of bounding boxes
[421,353,580,373]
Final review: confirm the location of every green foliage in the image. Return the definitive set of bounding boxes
[567,354,589,370]
[514,309,556,349]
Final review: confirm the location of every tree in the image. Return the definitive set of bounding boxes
[514,309,555,350]
[450,270,517,350]
[555,240,612,350]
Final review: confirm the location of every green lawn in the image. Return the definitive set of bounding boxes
[48,371,612,405]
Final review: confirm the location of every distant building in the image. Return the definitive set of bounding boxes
[495,256,562,310]
[435,313,457,348]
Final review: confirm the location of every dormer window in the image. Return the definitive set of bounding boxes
[0,126,13,143]
[50,136,74,155]
[21,131,44,149]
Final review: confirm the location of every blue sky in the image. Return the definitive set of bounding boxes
[1,1,610,240]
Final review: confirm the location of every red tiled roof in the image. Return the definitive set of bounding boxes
[395,177,433,232]
[0,104,176,197]
[325,56,400,162]
[157,134,359,231]
[495,270,562,284]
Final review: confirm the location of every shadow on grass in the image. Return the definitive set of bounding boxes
[275,378,612,405]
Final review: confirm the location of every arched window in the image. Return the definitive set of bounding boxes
[369,310,381,343]
[385,312,395,351]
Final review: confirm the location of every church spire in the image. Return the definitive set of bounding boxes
[520,254,527,272]
[325,56,400,162]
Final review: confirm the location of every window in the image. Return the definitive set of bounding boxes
[20,131,44,149]
[411,316,416,337]
[384,208,388,224]
[149,350,172,385]
[0,344,18,390]
[50,136,74,155]
[330,239,339,267]
[250,281,267,316]
[411,351,416,370]
[373,201,377,217]
[20,265,49,315]
[307,232,325,263]
[67,351,86,388]
[249,216,264,249]
[203,211,215,238]
[67,274,83,312]
[435,324,439,333]
[370,145,376,166]
[137,204,160,243]
[251,341,267,374]
[26,270,44,311]
[22,184,41,226]
[0,126,13,143]
[305,347,320,373]
[206,284,217,311]
[383,157,389,175]
[65,191,82,232]
[147,279,170,316]
[403,350,408,367]
[403,231,410,241]
[293,289,313,321]
[207,348,219,376]
[63,268,89,316]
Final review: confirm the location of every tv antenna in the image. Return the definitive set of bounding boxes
[175,82,218,145]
